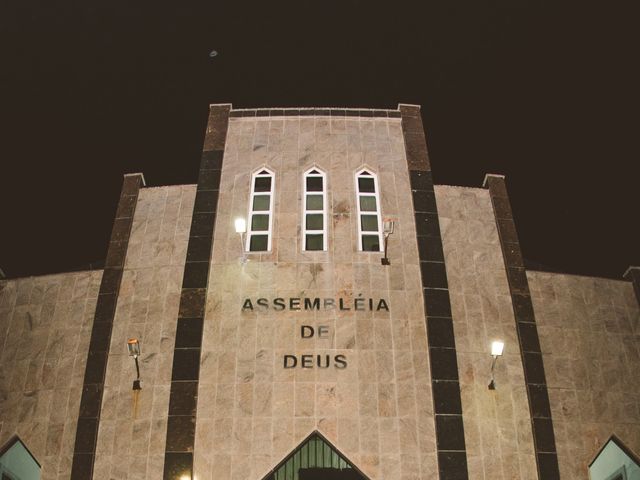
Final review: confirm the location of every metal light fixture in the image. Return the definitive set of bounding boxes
[488,340,504,390]
[234,217,248,264]
[127,338,142,390]
[381,219,395,265]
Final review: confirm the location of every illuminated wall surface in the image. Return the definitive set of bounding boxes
[0,105,638,480]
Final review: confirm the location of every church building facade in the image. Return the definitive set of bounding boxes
[1,104,639,480]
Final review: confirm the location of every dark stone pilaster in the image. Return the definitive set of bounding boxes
[202,104,232,152]
[399,104,431,171]
[623,266,640,306]
[483,174,560,480]
[163,104,230,480]
[71,173,145,480]
[400,104,469,480]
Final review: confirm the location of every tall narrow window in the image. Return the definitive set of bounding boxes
[355,169,383,252]
[302,168,327,251]
[247,168,275,252]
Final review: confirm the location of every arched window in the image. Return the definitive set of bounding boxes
[355,169,383,252]
[302,167,327,251]
[247,168,275,252]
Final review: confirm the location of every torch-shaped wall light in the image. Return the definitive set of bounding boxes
[381,219,395,266]
[488,340,504,390]
[127,338,142,391]
[234,217,247,264]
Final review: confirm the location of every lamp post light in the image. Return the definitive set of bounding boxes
[381,219,395,266]
[127,338,142,391]
[488,340,504,390]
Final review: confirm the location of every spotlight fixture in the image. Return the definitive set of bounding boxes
[381,219,395,266]
[488,340,504,390]
[234,217,248,264]
[127,338,142,391]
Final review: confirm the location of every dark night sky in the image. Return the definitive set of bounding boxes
[1,0,638,280]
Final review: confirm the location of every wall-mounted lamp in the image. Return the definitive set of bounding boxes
[381,219,395,266]
[234,217,247,234]
[127,338,142,390]
[488,340,504,390]
[234,217,248,264]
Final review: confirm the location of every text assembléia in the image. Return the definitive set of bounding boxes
[241,297,389,312]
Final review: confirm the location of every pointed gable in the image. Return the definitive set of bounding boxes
[262,431,369,480]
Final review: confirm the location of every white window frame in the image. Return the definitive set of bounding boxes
[302,167,328,251]
[246,168,275,252]
[355,168,383,252]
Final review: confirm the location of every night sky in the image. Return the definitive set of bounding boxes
[2,0,638,279]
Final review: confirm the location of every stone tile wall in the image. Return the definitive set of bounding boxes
[92,185,195,478]
[194,115,438,480]
[0,270,102,479]
[528,271,640,479]
[5,113,637,480]
[436,185,538,479]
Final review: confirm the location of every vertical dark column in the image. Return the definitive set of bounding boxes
[623,266,640,306]
[483,174,560,480]
[399,104,469,480]
[71,173,145,479]
[163,104,230,480]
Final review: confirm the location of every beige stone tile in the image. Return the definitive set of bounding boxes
[375,351,395,383]
[337,417,359,453]
[358,383,378,418]
[357,350,375,381]
[377,383,397,417]
[396,382,417,418]
[252,418,272,454]
[231,417,252,455]
[314,417,335,441]
[374,318,393,350]
[315,383,337,418]
[294,417,315,443]
[235,382,254,417]
[328,380,355,417]
[272,416,294,457]
[295,382,315,417]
